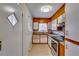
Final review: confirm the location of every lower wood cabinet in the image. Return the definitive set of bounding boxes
[32,35,40,43]
[33,39,39,43]
[59,43,65,56]
[32,34,48,43]
[40,35,47,43]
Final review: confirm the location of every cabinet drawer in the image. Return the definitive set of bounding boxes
[33,38,39,43]
[33,35,39,39]
[40,35,47,38]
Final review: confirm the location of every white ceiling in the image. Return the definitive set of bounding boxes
[0,3,21,18]
[26,3,64,18]
[0,3,64,19]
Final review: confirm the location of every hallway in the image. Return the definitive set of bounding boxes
[0,3,79,56]
[28,44,52,56]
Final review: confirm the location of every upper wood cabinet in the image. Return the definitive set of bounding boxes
[57,13,65,31]
[48,4,65,31]
[57,13,65,24]
[51,4,65,21]
[33,18,50,23]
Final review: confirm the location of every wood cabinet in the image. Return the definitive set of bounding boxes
[32,35,40,43]
[59,43,65,56]
[40,35,47,43]
[32,34,48,44]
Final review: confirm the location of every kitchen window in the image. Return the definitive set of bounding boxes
[39,23,47,32]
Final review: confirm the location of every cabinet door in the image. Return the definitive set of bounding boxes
[33,35,39,39]
[33,38,39,43]
[59,43,65,56]
[33,35,39,43]
[40,35,47,43]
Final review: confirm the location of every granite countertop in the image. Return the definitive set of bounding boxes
[48,33,65,46]
[33,32,48,35]
[51,36,64,42]
[48,34,64,42]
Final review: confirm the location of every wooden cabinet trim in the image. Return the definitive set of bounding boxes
[65,38,79,46]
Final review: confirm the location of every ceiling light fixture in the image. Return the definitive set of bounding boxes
[40,5,52,12]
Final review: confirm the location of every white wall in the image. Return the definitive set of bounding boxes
[0,4,33,56]
[0,4,22,56]
[65,41,79,56]
[65,3,79,56]
[20,4,33,56]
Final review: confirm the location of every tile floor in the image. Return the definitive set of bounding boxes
[28,44,52,56]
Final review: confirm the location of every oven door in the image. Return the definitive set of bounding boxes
[51,39,58,56]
